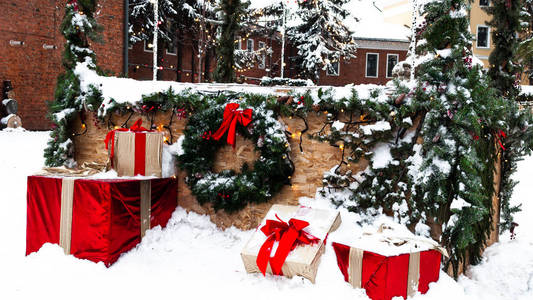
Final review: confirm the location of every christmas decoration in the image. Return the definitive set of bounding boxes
[44,0,102,167]
[316,0,533,278]
[241,204,341,283]
[485,0,533,234]
[178,101,294,212]
[485,0,524,99]
[332,244,442,300]
[26,175,178,266]
[211,103,253,148]
[332,223,445,300]
[105,119,164,177]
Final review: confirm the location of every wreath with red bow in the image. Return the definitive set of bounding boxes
[178,101,294,212]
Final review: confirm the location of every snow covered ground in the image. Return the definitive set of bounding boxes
[0,129,532,300]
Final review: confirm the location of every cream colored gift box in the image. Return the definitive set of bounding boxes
[111,131,163,177]
[240,204,341,283]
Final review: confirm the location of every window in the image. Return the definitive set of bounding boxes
[166,40,177,55]
[326,61,340,76]
[258,41,266,69]
[479,0,489,7]
[247,39,254,52]
[386,54,399,78]
[235,36,241,50]
[366,53,379,78]
[476,25,490,48]
[144,40,153,52]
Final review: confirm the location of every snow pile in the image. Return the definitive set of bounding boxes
[520,85,533,96]
[74,61,387,116]
[2,131,533,299]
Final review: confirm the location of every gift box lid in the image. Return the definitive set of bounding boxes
[333,221,447,257]
[241,204,341,265]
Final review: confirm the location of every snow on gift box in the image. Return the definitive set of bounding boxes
[241,205,341,283]
[332,222,448,300]
[105,119,163,177]
[26,175,178,266]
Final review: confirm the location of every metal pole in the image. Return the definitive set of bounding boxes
[280,2,286,79]
[152,0,159,81]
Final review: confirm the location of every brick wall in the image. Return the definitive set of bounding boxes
[318,48,408,86]
[0,1,124,130]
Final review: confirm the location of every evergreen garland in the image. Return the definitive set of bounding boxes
[485,0,533,233]
[484,0,524,99]
[44,0,102,167]
[317,0,533,277]
[178,100,294,211]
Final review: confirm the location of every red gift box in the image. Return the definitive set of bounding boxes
[26,175,178,266]
[332,242,442,300]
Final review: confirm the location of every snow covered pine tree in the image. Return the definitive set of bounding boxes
[320,0,532,277]
[44,0,102,167]
[289,0,357,83]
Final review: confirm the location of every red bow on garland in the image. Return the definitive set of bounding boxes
[104,119,152,164]
[68,0,79,11]
[497,130,507,151]
[256,214,320,276]
[211,103,253,148]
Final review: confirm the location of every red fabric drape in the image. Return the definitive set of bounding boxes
[418,250,441,293]
[362,251,409,300]
[211,103,253,148]
[26,176,178,267]
[256,215,319,276]
[332,242,351,282]
[26,176,62,255]
[134,132,147,175]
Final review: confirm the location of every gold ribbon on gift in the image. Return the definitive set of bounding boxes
[57,177,153,254]
[39,162,107,177]
[349,223,448,297]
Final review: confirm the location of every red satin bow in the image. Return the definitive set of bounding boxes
[256,214,320,276]
[211,103,253,148]
[497,130,506,151]
[104,119,151,163]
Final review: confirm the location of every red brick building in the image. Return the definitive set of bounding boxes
[0,0,125,130]
[2,1,408,130]
[128,34,409,86]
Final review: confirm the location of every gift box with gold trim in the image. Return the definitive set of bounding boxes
[240,204,341,283]
[26,175,178,266]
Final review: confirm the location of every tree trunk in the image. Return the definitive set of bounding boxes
[204,48,212,82]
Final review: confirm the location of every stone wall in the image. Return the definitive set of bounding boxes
[73,110,361,230]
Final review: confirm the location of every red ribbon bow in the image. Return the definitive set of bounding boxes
[497,130,506,151]
[256,214,320,276]
[104,119,151,164]
[211,103,253,148]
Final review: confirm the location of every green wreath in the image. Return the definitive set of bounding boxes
[178,101,295,212]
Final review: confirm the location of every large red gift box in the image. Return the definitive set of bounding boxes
[26,175,178,266]
[332,241,442,300]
